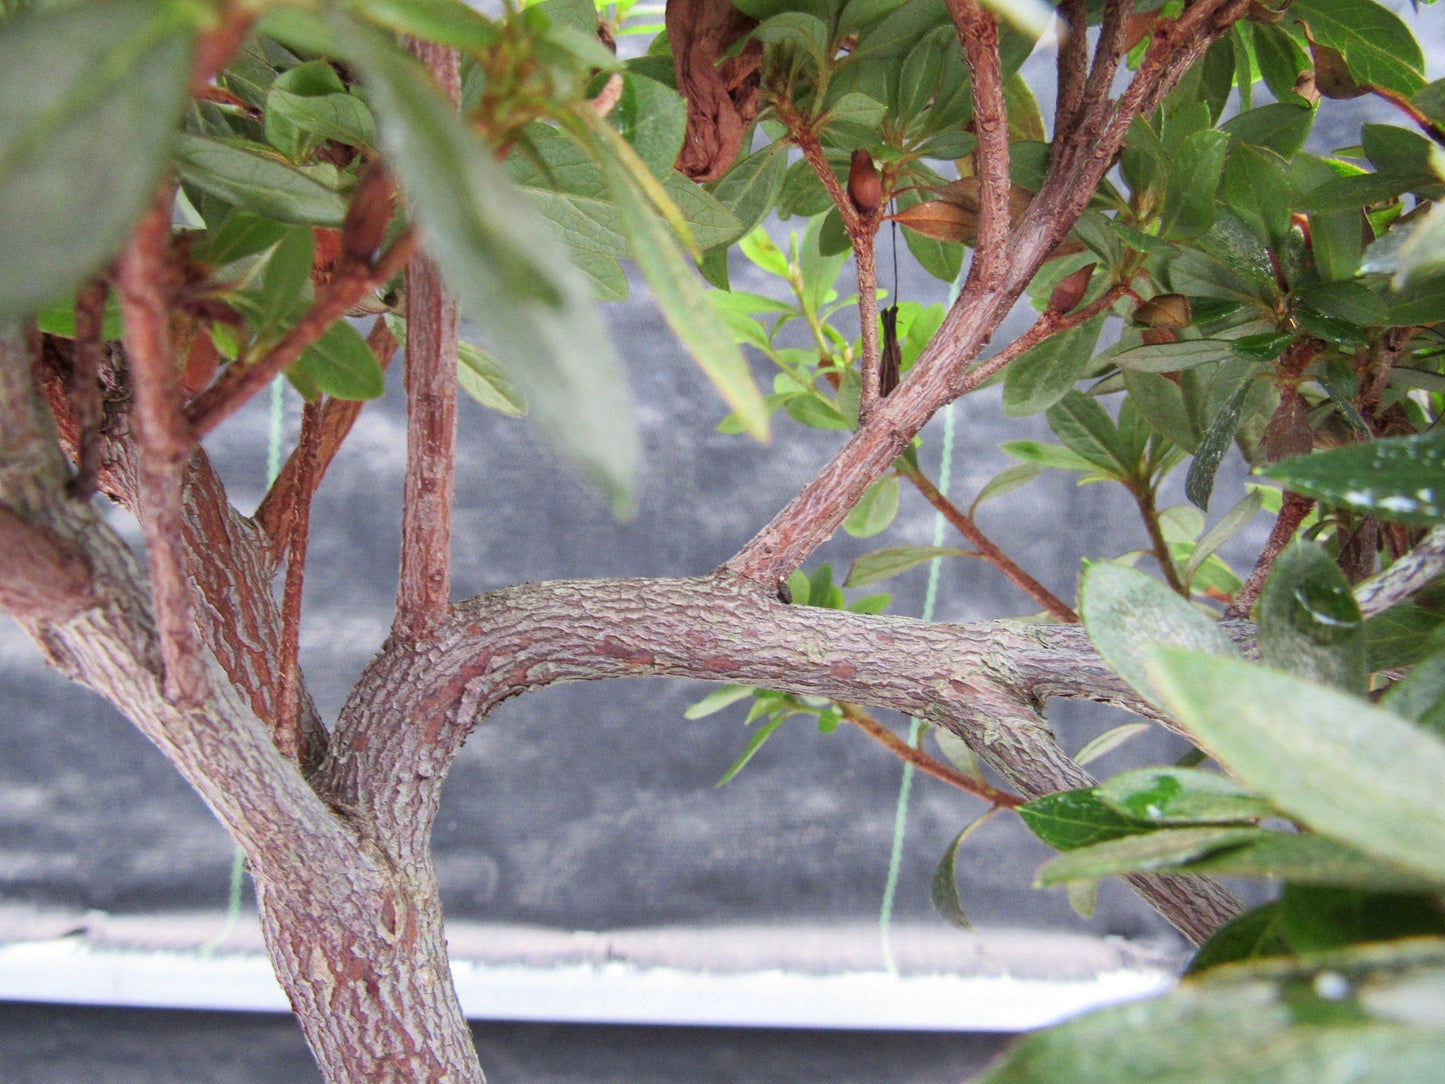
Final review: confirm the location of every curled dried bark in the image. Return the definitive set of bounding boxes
[666,0,762,181]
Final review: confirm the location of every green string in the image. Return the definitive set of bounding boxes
[878,401,955,974]
[203,378,286,956]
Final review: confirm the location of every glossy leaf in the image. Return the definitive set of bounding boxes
[1260,434,1445,526]
[1018,789,1154,853]
[1148,650,1445,886]
[1185,376,1253,511]
[340,17,639,512]
[1098,767,1272,826]
[1185,901,1289,974]
[1257,540,1366,693]
[0,1,195,320]
[1291,0,1425,97]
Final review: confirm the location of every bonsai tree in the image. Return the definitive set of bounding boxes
[1,0,1443,1079]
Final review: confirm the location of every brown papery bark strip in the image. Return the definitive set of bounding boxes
[394,43,461,642]
[116,187,210,705]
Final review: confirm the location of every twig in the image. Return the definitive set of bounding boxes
[275,400,322,764]
[840,703,1025,808]
[1132,480,1188,596]
[1055,0,1089,140]
[189,4,254,98]
[946,0,1012,293]
[393,43,461,641]
[67,275,108,500]
[116,186,210,705]
[897,460,1079,621]
[255,317,399,563]
[1226,490,1314,617]
[186,229,415,439]
[1355,523,1445,617]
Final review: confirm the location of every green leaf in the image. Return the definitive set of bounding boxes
[609,74,686,180]
[932,815,992,931]
[1002,317,1105,417]
[1161,130,1229,239]
[1036,826,1260,885]
[457,340,526,417]
[1000,440,1101,474]
[969,462,1042,514]
[1185,375,1253,511]
[1280,883,1445,953]
[708,142,788,238]
[1079,561,1238,707]
[1383,627,1445,739]
[1220,104,1315,158]
[716,713,790,785]
[1074,723,1151,767]
[1260,434,1445,526]
[1113,339,1233,374]
[1045,392,1134,478]
[1098,767,1273,826]
[340,17,638,512]
[349,0,500,50]
[1185,901,1289,974]
[291,319,385,401]
[1148,650,1445,886]
[784,394,849,430]
[1257,540,1366,693]
[684,684,755,719]
[590,123,769,442]
[267,87,376,151]
[1291,0,1425,97]
[843,545,969,587]
[1183,490,1263,587]
[173,135,349,227]
[843,475,899,538]
[975,940,1445,1084]
[0,0,195,321]
[1366,605,1444,673]
[1018,789,1154,853]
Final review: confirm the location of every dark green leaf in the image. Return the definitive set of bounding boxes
[1260,433,1445,526]
[1185,375,1253,511]
[1018,789,1154,853]
[1045,392,1135,478]
[1185,901,1289,974]
[1291,0,1425,97]
[708,142,788,237]
[1161,130,1228,238]
[1148,650,1445,885]
[610,74,685,179]
[1221,104,1314,157]
[341,17,638,511]
[1257,540,1366,693]
[291,319,385,400]
[931,817,985,931]
[1367,606,1445,673]
[173,135,348,227]
[1113,339,1233,374]
[1002,317,1105,417]
[1229,332,1294,361]
[843,545,968,587]
[1280,884,1445,954]
[0,0,195,320]
[1383,626,1445,738]
[1184,831,1443,893]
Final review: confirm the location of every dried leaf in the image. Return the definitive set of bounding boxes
[666,0,761,181]
[879,304,901,397]
[887,199,980,244]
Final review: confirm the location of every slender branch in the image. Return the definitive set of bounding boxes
[394,43,461,641]
[116,186,210,706]
[68,276,108,500]
[1354,524,1445,617]
[1133,481,1188,596]
[275,400,322,764]
[1226,490,1314,617]
[1078,0,1133,125]
[897,460,1079,621]
[947,0,1012,293]
[255,317,399,561]
[855,235,883,423]
[186,230,415,439]
[839,703,1025,808]
[1055,0,1089,140]
[189,3,254,98]
[776,98,858,233]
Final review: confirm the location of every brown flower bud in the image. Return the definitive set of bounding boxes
[1047,262,1096,313]
[1133,293,1192,330]
[848,150,883,215]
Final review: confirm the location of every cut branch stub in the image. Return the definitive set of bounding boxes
[666,0,762,181]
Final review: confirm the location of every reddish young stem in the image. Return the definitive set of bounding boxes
[1227,490,1315,617]
[897,461,1079,622]
[115,186,210,705]
[275,399,323,763]
[394,43,461,641]
[841,703,1025,808]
